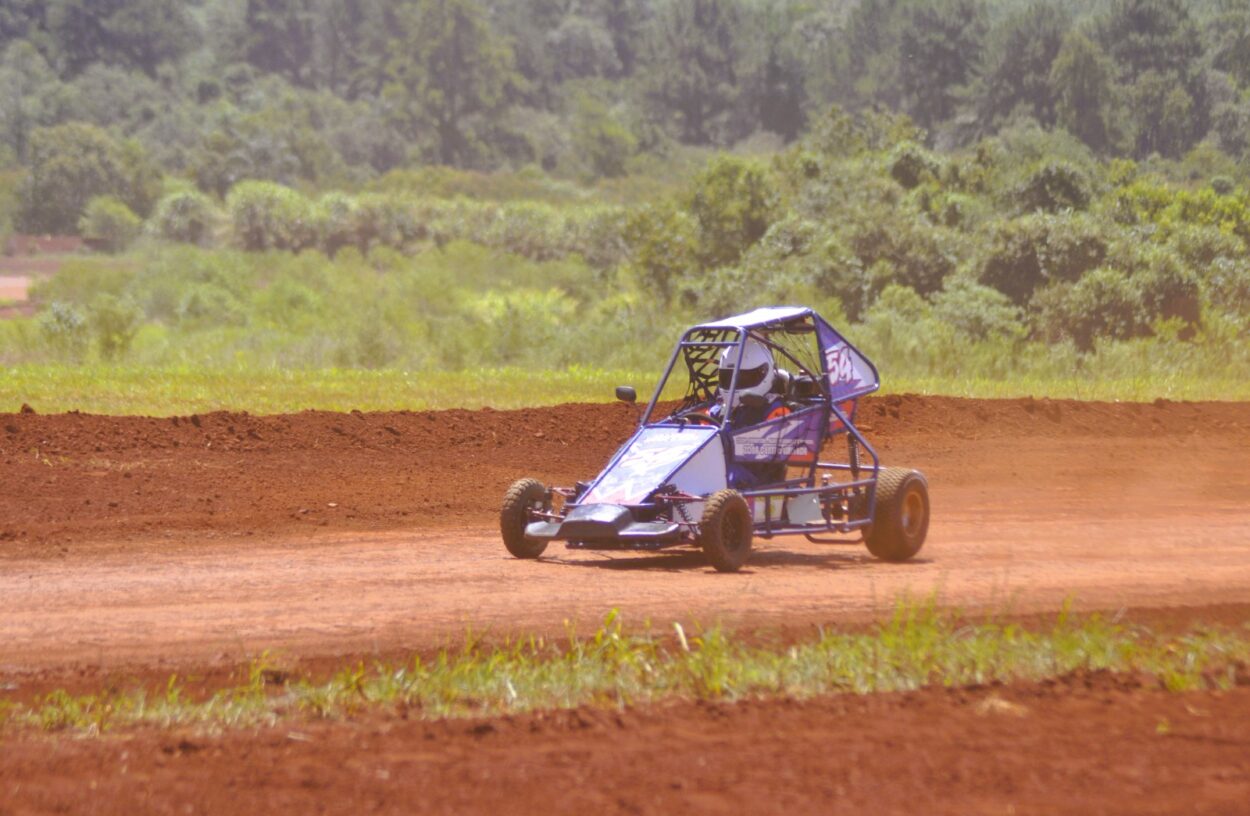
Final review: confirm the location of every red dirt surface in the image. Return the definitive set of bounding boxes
[2,394,1246,552]
[2,395,1250,813]
[3,673,1249,815]
[1,396,1249,679]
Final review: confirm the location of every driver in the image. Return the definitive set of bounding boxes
[707,338,787,428]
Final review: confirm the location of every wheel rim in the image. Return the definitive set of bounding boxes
[901,489,925,539]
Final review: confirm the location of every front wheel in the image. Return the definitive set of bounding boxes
[501,478,548,559]
[865,468,929,563]
[699,489,753,573]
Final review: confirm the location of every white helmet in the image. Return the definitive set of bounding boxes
[718,338,775,410]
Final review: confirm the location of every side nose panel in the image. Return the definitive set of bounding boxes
[581,426,718,505]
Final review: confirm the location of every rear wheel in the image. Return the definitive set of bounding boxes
[865,468,929,562]
[699,490,753,573]
[501,478,548,559]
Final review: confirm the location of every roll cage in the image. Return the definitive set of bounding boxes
[633,306,888,540]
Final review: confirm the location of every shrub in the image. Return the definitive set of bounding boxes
[354,193,423,250]
[855,284,961,374]
[87,294,141,360]
[846,215,956,300]
[979,213,1110,304]
[566,206,629,269]
[932,278,1024,341]
[624,203,698,303]
[1014,160,1092,213]
[1167,224,1246,268]
[1107,178,1174,225]
[312,192,361,255]
[38,302,89,361]
[1206,257,1250,317]
[1135,251,1201,334]
[226,181,315,251]
[177,283,247,329]
[1033,269,1144,351]
[483,202,564,261]
[888,142,940,189]
[687,155,777,269]
[469,288,579,366]
[79,196,142,253]
[150,189,220,246]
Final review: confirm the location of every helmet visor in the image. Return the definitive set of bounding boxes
[719,363,770,391]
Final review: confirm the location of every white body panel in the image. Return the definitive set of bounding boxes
[664,436,728,521]
[581,426,724,506]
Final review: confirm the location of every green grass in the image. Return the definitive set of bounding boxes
[5,606,1248,736]
[0,365,653,415]
[2,364,1248,415]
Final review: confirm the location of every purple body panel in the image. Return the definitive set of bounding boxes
[729,405,824,463]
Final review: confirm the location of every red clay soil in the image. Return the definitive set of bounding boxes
[2,672,1249,816]
[0,396,1248,678]
[2,394,1247,554]
[1,397,1250,814]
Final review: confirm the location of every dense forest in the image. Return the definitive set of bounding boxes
[3,0,1249,214]
[1,0,1249,385]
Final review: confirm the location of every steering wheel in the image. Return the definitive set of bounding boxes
[679,411,719,426]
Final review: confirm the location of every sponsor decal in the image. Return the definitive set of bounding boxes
[731,409,822,462]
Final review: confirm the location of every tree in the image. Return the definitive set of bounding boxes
[244,0,381,94]
[0,41,71,162]
[46,0,198,76]
[897,0,985,132]
[738,0,806,141]
[973,1,1069,130]
[589,0,650,77]
[1128,70,1194,157]
[0,0,47,44]
[241,0,317,86]
[572,94,637,179]
[547,15,621,82]
[641,0,742,145]
[1049,30,1118,153]
[1097,0,1206,156]
[979,213,1109,305]
[840,0,907,112]
[17,123,160,234]
[1098,0,1202,81]
[384,0,517,167]
[1207,0,1250,89]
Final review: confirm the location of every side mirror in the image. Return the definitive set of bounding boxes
[615,386,637,404]
[739,393,768,410]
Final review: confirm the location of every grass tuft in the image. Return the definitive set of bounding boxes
[4,604,1248,736]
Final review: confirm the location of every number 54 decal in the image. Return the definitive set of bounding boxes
[825,344,855,384]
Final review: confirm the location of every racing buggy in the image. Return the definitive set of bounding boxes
[500,307,929,572]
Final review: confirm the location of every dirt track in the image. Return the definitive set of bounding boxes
[2,395,1250,813]
[1,395,1248,677]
